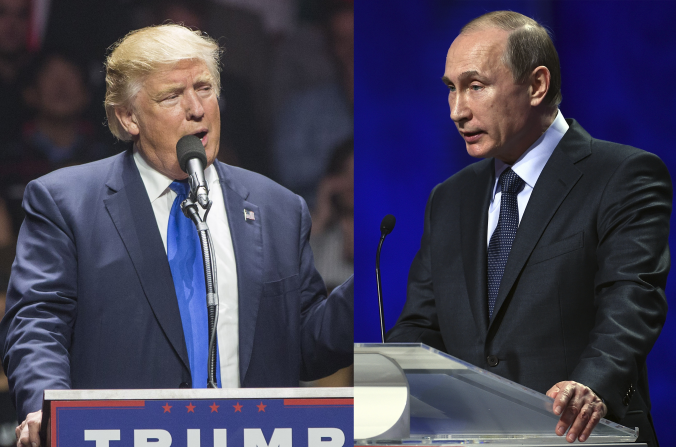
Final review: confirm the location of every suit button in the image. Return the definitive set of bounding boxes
[487,355,499,367]
[622,392,631,407]
[179,382,190,388]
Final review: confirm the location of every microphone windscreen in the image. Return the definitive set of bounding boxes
[176,135,207,173]
[380,214,396,235]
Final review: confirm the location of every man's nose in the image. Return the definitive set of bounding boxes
[449,92,471,123]
[184,90,205,119]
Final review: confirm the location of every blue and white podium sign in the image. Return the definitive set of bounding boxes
[42,388,353,447]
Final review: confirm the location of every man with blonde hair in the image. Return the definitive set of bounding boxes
[388,11,668,446]
[1,24,353,446]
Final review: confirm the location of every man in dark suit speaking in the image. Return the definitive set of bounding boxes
[387,11,669,446]
[1,24,353,445]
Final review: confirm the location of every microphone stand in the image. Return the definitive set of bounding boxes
[181,196,219,388]
[376,214,396,343]
[375,233,387,343]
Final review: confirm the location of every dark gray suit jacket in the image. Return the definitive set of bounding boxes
[388,120,670,445]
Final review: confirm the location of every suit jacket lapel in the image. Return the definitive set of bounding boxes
[488,121,591,329]
[103,150,190,372]
[213,161,263,385]
[460,159,494,337]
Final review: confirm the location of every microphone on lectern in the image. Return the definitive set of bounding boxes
[376,214,396,343]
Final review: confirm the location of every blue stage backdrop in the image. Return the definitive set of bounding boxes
[354,0,676,442]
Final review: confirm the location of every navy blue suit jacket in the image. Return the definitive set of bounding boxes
[0,149,353,420]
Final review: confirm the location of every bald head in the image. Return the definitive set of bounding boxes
[460,11,561,109]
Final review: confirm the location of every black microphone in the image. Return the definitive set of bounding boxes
[376,214,396,343]
[176,135,210,209]
[380,214,396,236]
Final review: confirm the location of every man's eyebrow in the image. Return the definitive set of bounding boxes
[152,76,213,99]
[459,70,482,81]
[194,75,213,86]
[152,84,183,99]
[442,70,488,86]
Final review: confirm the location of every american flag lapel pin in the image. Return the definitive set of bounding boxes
[244,209,255,221]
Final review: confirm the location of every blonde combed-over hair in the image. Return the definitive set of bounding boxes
[104,24,222,141]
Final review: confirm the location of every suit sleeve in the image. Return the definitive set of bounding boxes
[0,179,76,421]
[386,185,447,351]
[297,196,353,381]
[570,151,671,419]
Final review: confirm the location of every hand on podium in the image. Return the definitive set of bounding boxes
[547,381,607,443]
[15,410,49,447]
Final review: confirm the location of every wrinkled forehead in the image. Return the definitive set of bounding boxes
[151,59,213,82]
[444,28,510,78]
[139,59,213,93]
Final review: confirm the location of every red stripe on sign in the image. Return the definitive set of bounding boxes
[283,398,353,406]
[52,400,146,446]
[53,400,145,409]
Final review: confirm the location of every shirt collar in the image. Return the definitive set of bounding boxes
[133,147,220,203]
[493,110,569,196]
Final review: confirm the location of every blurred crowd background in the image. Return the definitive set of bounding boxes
[0,0,353,441]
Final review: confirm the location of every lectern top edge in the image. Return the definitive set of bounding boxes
[43,386,354,402]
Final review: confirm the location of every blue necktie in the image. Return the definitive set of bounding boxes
[487,168,525,319]
[167,180,220,387]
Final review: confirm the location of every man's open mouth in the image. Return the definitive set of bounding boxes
[193,130,208,145]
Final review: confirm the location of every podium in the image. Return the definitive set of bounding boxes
[42,387,353,446]
[355,344,642,446]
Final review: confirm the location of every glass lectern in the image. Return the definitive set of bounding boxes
[355,343,641,446]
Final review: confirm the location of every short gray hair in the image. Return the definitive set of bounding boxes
[461,11,562,108]
[104,24,222,141]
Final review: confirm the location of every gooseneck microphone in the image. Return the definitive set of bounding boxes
[176,135,211,210]
[376,214,396,343]
[176,135,220,388]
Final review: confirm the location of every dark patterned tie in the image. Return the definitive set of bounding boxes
[487,168,525,319]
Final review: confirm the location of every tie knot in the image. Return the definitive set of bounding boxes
[170,179,191,197]
[499,168,524,194]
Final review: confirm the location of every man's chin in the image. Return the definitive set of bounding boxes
[465,143,492,159]
[206,145,220,168]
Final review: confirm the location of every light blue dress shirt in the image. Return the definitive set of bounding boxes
[487,111,569,246]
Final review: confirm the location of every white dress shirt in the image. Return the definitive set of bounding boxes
[134,150,240,387]
[487,111,569,246]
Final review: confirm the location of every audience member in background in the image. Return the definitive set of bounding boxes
[209,0,296,38]
[273,2,353,208]
[0,198,16,447]
[0,0,31,143]
[0,197,13,284]
[0,52,108,237]
[0,296,17,447]
[271,1,338,114]
[311,139,354,292]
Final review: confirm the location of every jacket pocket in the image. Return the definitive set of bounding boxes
[528,231,583,266]
[263,274,301,297]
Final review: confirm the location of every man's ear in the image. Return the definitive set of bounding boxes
[529,66,551,107]
[114,106,140,137]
